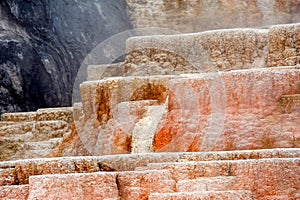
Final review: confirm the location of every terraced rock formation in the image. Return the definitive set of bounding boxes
[0,149,299,199]
[0,23,299,199]
[0,107,74,161]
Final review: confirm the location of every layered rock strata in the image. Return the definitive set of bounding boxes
[0,107,74,161]
[0,149,299,199]
[0,24,299,200]
[78,67,299,155]
[1,23,300,160]
[74,23,300,155]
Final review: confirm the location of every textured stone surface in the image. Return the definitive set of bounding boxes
[0,0,132,115]
[36,107,73,123]
[77,67,299,154]
[176,176,237,192]
[0,149,297,186]
[0,168,15,186]
[2,23,300,159]
[1,112,36,122]
[268,23,300,67]
[0,107,75,161]
[28,172,119,200]
[78,75,171,155]
[0,122,34,136]
[126,0,300,33]
[234,158,300,199]
[0,121,15,128]
[0,185,29,200]
[117,170,176,200]
[143,158,300,199]
[87,62,125,81]
[0,149,299,199]
[125,29,269,72]
[148,190,254,200]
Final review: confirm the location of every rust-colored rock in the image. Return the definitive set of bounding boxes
[0,185,29,200]
[28,173,119,200]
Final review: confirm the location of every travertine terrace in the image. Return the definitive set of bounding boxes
[0,23,300,199]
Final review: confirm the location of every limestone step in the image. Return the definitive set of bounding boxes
[87,62,124,81]
[80,66,300,153]
[36,107,73,123]
[176,176,237,192]
[28,170,175,200]
[0,168,15,186]
[0,153,178,185]
[28,172,119,200]
[1,112,36,122]
[0,149,299,186]
[6,139,64,161]
[25,139,61,152]
[125,28,269,74]
[138,158,300,199]
[0,107,74,124]
[0,121,16,128]
[138,158,299,178]
[32,120,70,141]
[117,170,176,199]
[261,195,295,200]
[0,133,33,142]
[125,23,300,73]
[177,148,300,162]
[0,122,34,136]
[0,185,29,200]
[0,135,28,162]
[0,120,70,141]
[23,138,63,150]
[148,190,254,200]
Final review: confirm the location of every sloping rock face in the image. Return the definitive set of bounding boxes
[0,0,132,115]
[126,0,300,33]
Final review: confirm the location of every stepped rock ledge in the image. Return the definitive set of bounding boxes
[0,20,300,200]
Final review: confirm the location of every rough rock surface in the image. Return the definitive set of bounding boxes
[77,67,299,155]
[268,23,300,67]
[125,29,269,73]
[0,107,74,161]
[0,4,300,200]
[1,23,299,160]
[0,149,299,199]
[0,0,132,115]
[126,0,300,33]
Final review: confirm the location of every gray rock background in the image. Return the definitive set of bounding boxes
[0,0,132,115]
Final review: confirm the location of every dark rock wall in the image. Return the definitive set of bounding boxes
[0,0,132,115]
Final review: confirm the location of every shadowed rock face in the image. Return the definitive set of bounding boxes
[0,0,132,115]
